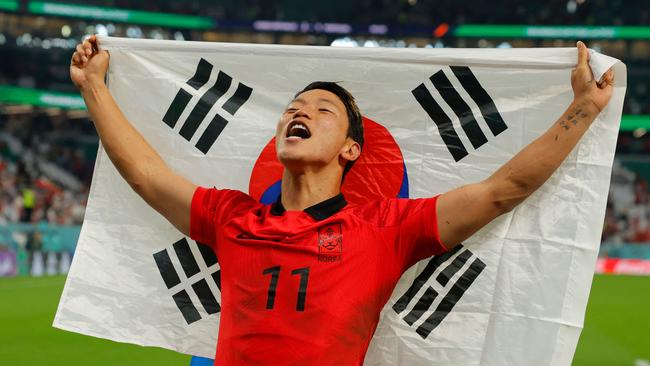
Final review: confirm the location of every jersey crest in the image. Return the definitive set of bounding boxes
[317,223,343,262]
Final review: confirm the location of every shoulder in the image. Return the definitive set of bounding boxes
[349,197,436,227]
[192,187,258,222]
[194,186,254,204]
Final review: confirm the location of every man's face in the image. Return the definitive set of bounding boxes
[275,89,358,172]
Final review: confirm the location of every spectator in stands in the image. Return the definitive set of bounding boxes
[21,183,35,222]
[602,202,621,243]
[25,229,42,273]
[627,174,650,243]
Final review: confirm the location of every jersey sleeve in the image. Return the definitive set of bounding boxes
[190,186,255,248]
[380,196,449,271]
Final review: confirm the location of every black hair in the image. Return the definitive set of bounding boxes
[294,81,364,178]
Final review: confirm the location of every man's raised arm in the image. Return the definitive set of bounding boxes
[71,35,196,235]
[436,41,615,249]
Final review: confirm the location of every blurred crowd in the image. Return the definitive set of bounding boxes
[0,112,94,226]
[52,0,649,26]
[603,160,650,244]
[1,1,649,114]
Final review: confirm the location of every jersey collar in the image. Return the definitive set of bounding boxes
[270,193,347,221]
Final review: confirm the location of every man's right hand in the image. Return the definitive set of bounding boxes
[70,34,196,236]
[70,35,109,91]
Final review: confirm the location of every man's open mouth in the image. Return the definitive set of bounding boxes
[286,121,311,139]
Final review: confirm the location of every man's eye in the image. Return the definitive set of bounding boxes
[319,108,332,113]
[286,108,297,113]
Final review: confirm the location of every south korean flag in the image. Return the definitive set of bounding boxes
[54,36,626,366]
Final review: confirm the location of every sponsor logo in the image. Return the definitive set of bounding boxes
[236,233,272,242]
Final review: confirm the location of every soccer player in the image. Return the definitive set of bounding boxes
[70,35,613,365]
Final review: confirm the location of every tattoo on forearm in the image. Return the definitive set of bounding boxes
[560,121,571,130]
[558,105,589,132]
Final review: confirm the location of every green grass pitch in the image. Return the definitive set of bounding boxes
[0,274,647,365]
[573,275,650,365]
[0,275,188,366]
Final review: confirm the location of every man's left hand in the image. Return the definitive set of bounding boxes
[571,41,614,113]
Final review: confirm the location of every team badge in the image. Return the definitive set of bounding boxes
[317,223,343,262]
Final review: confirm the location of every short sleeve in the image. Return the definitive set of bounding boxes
[380,196,449,271]
[190,186,255,248]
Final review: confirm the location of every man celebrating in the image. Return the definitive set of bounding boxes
[71,35,613,365]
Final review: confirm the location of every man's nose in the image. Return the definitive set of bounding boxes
[292,106,312,119]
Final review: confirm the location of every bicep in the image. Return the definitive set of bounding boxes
[436,180,504,249]
[146,172,196,236]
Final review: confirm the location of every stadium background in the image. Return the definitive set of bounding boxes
[0,0,648,365]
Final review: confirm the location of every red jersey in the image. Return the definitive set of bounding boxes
[190,187,447,366]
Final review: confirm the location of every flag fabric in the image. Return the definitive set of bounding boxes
[54,36,626,365]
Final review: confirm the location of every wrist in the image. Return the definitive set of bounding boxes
[79,78,107,96]
[573,96,601,118]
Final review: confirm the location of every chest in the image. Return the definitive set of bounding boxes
[214,213,401,315]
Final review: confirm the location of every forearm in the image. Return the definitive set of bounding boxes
[81,83,169,197]
[437,42,613,248]
[487,97,601,210]
[71,37,195,235]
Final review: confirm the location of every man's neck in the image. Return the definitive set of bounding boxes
[280,167,342,211]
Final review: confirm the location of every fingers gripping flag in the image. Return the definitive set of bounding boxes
[54,37,626,365]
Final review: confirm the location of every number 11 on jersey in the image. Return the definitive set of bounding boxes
[263,266,310,311]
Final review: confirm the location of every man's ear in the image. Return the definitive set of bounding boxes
[341,139,361,163]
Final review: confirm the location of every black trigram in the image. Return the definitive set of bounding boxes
[162,58,253,154]
[153,238,222,325]
[393,245,486,339]
[413,66,507,162]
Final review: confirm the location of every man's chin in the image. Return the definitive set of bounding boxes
[278,153,326,174]
[277,153,306,166]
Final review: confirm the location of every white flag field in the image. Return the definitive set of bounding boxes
[54,36,626,365]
